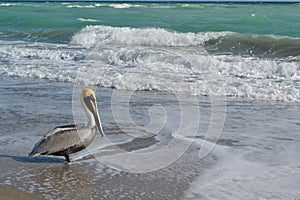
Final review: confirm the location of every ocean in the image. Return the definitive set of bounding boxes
[0,2,299,200]
[1,2,300,101]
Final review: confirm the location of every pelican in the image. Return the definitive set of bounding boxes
[29,88,105,163]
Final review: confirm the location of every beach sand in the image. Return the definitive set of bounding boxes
[0,185,44,200]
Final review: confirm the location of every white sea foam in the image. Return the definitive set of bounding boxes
[0,26,299,102]
[70,25,232,48]
[183,138,300,200]
[77,18,101,22]
[179,100,300,199]
[0,3,16,7]
[150,4,177,9]
[66,4,97,9]
[0,42,81,61]
[108,4,144,9]
[65,3,143,9]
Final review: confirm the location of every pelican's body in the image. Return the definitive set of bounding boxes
[29,88,105,163]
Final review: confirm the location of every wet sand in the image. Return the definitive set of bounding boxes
[0,144,208,199]
[0,185,43,200]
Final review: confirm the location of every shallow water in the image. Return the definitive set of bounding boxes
[0,76,209,199]
[0,75,299,199]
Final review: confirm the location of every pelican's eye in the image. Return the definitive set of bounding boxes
[90,94,95,101]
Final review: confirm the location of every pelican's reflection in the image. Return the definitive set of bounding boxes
[31,164,93,199]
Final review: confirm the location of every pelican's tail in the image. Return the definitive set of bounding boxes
[28,151,39,157]
[28,137,48,157]
[28,146,42,156]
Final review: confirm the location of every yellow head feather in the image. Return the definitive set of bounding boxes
[81,88,96,100]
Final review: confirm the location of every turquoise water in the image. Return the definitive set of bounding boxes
[1,2,300,42]
[0,2,300,102]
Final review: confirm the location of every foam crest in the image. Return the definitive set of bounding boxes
[77,18,101,22]
[66,4,97,8]
[0,3,16,7]
[71,25,231,48]
[107,4,144,9]
[65,3,144,9]
[0,41,82,61]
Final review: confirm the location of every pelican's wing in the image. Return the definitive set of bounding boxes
[29,124,91,156]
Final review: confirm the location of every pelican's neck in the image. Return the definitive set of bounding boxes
[81,99,96,128]
[87,110,96,128]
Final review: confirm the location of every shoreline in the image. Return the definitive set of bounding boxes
[2,1,300,4]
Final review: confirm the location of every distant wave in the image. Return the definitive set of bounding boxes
[65,3,145,9]
[66,4,97,8]
[0,3,16,7]
[77,18,100,23]
[107,3,144,9]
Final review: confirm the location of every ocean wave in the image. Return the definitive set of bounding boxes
[107,4,144,9]
[206,33,300,59]
[71,25,300,59]
[65,3,144,9]
[179,4,205,9]
[71,25,232,48]
[0,41,83,63]
[77,18,101,23]
[0,29,75,43]
[1,57,299,102]
[148,4,177,9]
[0,3,16,7]
[66,5,95,8]
[1,26,299,102]
[1,40,299,102]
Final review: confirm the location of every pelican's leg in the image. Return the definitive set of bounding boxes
[64,155,70,163]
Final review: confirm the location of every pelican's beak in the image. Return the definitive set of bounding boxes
[92,102,105,138]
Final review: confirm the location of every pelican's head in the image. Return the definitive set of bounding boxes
[81,88,105,137]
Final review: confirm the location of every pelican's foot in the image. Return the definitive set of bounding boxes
[64,155,71,163]
[63,160,71,164]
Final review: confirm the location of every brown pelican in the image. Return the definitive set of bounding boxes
[29,88,105,163]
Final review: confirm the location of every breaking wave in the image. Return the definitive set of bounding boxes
[0,25,299,102]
